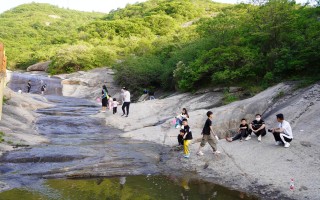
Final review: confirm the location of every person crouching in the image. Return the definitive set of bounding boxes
[270,113,293,148]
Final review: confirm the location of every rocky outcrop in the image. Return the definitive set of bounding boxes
[0,88,50,156]
[26,61,51,72]
[97,81,320,200]
[56,68,121,100]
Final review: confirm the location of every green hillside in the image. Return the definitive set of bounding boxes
[0,0,319,93]
[0,3,104,68]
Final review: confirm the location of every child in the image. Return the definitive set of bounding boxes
[175,108,189,129]
[197,111,220,156]
[182,119,193,158]
[108,95,113,110]
[177,129,185,146]
[112,98,119,114]
[226,119,250,142]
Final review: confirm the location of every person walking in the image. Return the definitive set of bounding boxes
[101,85,109,113]
[27,80,31,93]
[121,87,131,117]
[197,111,220,156]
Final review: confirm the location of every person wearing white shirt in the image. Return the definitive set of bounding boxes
[121,87,131,117]
[271,113,293,148]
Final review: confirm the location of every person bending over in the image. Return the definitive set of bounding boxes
[248,114,266,142]
[226,118,250,142]
[270,113,293,148]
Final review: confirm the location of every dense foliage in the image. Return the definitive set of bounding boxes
[0,0,319,92]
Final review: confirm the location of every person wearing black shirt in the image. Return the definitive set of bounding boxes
[182,119,193,158]
[248,114,266,142]
[197,111,220,156]
[27,80,31,93]
[177,129,184,146]
[226,119,250,142]
[41,84,47,95]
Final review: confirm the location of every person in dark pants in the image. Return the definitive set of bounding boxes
[27,80,31,93]
[101,85,109,113]
[112,98,119,114]
[270,113,293,148]
[226,118,250,142]
[248,114,266,142]
[121,87,131,117]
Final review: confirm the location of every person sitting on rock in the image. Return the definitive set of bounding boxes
[226,118,250,142]
[247,114,266,142]
[270,113,293,148]
[175,108,189,129]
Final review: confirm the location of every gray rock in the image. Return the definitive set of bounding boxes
[26,61,51,72]
[229,87,243,93]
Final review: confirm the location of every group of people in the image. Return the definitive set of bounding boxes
[25,80,47,95]
[175,109,220,158]
[100,85,131,117]
[176,109,293,159]
[225,113,293,148]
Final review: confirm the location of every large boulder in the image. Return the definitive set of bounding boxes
[26,61,51,72]
[56,68,121,100]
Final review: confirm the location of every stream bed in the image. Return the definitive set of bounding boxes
[0,72,259,200]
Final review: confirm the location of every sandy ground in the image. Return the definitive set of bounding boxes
[95,82,320,200]
[0,88,51,157]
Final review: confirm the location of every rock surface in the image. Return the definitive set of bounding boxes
[56,68,121,100]
[26,61,51,72]
[97,81,320,200]
[0,88,50,156]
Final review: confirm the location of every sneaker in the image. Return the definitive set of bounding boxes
[245,135,251,141]
[226,137,232,142]
[275,141,282,146]
[175,125,180,129]
[197,151,204,156]
[258,135,261,142]
[125,115,128,117]
[101,111,106,113]
[213,151,221,154]
[184,154,190,158]
[284,143,290,148]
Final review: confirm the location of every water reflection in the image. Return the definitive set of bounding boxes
[0,175,259,200]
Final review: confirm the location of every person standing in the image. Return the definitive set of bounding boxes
[101,85,109,113]
[41,84,47,95]
[27,80,31,93]
[112,98,119,114]
[248,114,266,142]
[182,119,193,158]
[271,113,293,148]
[197,111,220,156]
[121,87,131,117]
